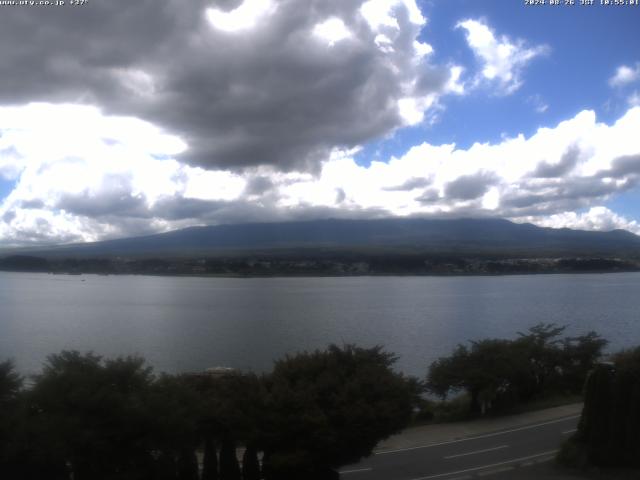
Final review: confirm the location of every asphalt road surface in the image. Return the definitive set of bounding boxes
[340,414,580,480]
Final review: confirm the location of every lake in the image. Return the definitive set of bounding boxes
[1,271,639,377]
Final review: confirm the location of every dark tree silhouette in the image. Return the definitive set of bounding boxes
[260,344,418,479]
[573,347,640,467]
[177,448,199,480]
[202,436,219,480]
[27,351,156,480]
[219,435,241,480]
[241,445,261,480]
[428,324,607,415]
[428,340,525,414]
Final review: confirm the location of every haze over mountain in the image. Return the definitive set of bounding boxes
[6,218,640,259]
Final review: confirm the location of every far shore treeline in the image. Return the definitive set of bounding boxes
[1,253,640,277]
[1,324,638,479]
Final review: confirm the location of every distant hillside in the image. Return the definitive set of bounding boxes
[5,217,640,259]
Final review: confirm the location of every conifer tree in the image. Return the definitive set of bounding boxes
[202,436,219,480]
[219,435,241,480]
[242,445,261,480]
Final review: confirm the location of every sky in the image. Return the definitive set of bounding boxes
[0,0,639,246]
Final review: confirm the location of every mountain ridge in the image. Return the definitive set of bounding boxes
[3,217,640,259]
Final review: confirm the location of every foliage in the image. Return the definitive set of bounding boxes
[0,328,613,479]
[260,344,419,478]
[0,361,24,479]
[0,360,22,404]
[241,445,261,480]
[201,437,218,480]
[572,346,640,467]
[219,435,241,480]
[427,323,607,415]
[27,351,158,480]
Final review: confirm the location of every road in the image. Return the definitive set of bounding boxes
[340,411,580,480]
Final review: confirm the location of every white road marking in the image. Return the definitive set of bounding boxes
[407,450,559,480]
[535,456,555,464]
[339,467,373,474]
[562,428,577,435]
[444,445,508,460]
[477,465,514,476]
[376,415,579,455]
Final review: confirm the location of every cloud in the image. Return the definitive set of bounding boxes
[600,154,640,178]
[609,63,640,88]
[0,0,456,172]
[2,102,640,245]
[531,145,580,178]
[525,207,640,235]
[444,171,497,200]
[456,19,548,94]
[527,94,549,114]
[383,177,431,191]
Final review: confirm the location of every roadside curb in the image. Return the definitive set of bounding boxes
[375,403,583,453]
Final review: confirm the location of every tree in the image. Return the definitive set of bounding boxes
[0,360,25,479]
[241,445,261,480]
[184,370,264,480]
[201,436,219,480]
[514,323,567,398]
[0,360,21,405]
[428,339,528,414]
[148,374,204,478]
[559,331,608,393]
[570,346,640,468]
[428,324,607,415]
[219,434,241,480]
[609,347,640,466]
[260,344,419,479]
[578,363,615,464]
[27,351,157,480]
[177,448,199,480]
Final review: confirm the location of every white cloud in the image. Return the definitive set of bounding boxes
[313,17,352,46]
[207,0,277,33]
[609,63,640,88]
[2,104,640,245]
[628,91,640,107]
[275,108,640,223]
[456,19,548,94]
[525,207,640,235]
[528,94,549,114]
[445,66,465,95]
[360,0,425,31]
[0,104,243,244]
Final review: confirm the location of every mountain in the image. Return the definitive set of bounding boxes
[6,217,640,259]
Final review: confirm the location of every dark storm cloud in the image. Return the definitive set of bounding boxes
[0,0,449,172]
[244,176,275,197]
[444,171,497,200]
[531,145,580,178]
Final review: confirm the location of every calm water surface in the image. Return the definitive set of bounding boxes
[1,272,639,377]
